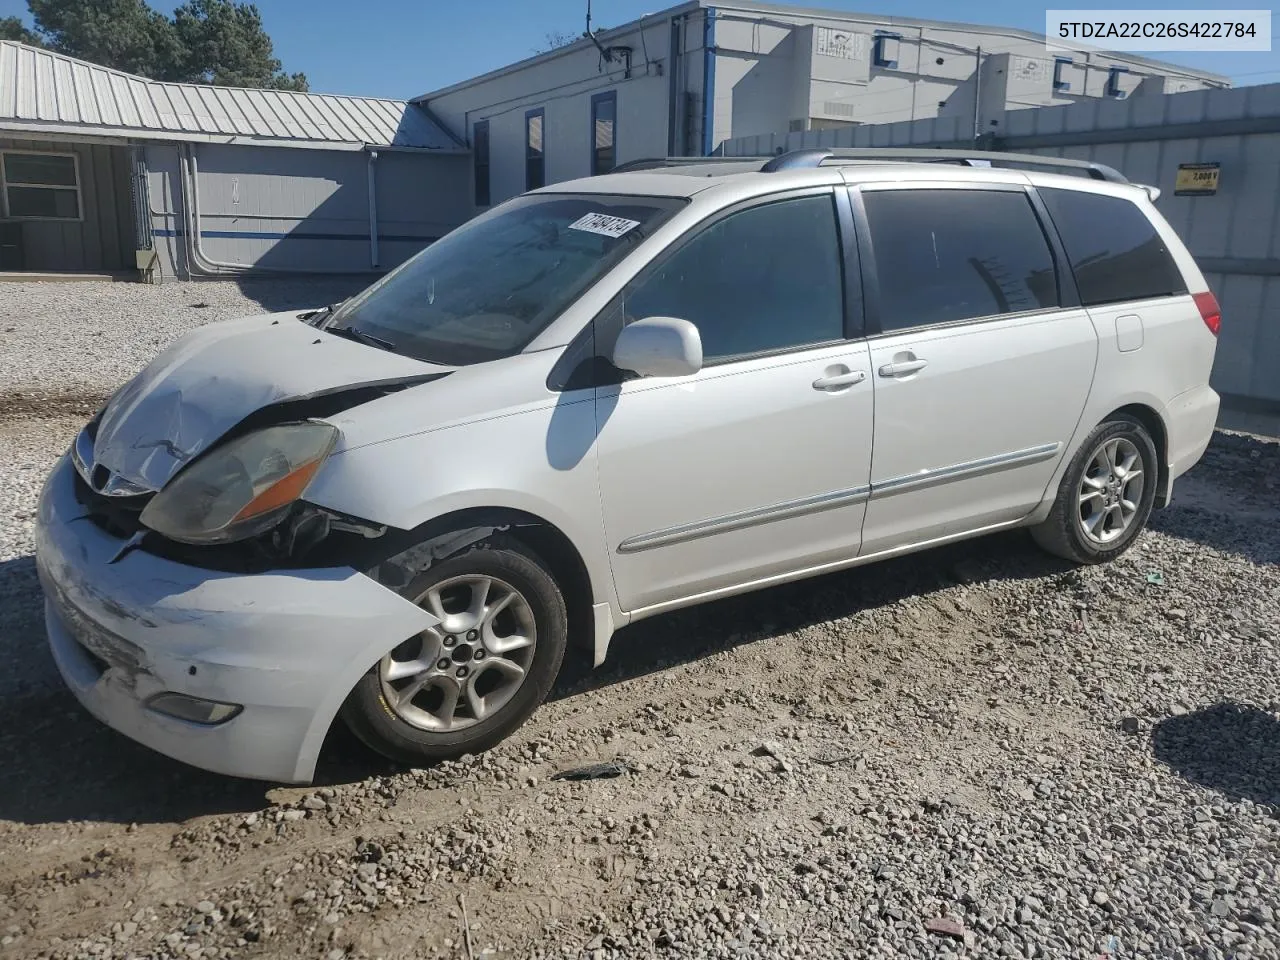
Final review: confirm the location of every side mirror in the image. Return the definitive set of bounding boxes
[611,316,703,379]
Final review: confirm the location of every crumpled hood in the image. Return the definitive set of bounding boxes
[92,311,451,491]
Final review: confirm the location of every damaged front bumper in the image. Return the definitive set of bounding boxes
[33,454,435,784]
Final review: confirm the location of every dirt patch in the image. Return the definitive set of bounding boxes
[0,391,106,423]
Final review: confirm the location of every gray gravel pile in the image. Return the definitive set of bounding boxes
[0,281,1277,960]
[0,277,368,403]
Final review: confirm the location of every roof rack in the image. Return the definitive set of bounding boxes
[609,148,1130,184]
[760,147,1130,183]
[609,156,771,174]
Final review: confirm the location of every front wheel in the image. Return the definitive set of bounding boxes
[1030,416,1158,564]
[340,537,568,767]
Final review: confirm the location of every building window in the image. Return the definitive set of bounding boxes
[473,120,490,207]
[1,152,81,220]
[1053,57,1073,91]
[525,108,545,191]
[872,31,900,69]
[1106,66,1129,98]
[590,91,617,175]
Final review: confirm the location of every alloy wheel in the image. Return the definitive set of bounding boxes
[378,574,537,732]
[1077,437,1145,545]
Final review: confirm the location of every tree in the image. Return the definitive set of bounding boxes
[0,15,45,46]
[15,0,306,91]
[533,30,580,54]
[27,0,183,78]
[171,0,307,90]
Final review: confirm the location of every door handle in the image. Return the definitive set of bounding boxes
[812,370,866,391]
[878,358,928,378]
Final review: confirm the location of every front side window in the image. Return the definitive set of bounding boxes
[1039,187,1187,307]
[862,188,1059,332]
[591,91,617,175]
[2,152,81,220]
[619,193,845,363]
[526,109,545,191]
[327,193,684,366]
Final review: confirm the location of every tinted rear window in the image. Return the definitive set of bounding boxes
[1039,187,1187,307]
[863,188,1059,331]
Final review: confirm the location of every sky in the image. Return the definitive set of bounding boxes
[1,0,1278,98]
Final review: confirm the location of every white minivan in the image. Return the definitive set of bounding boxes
[34,149,1221,783]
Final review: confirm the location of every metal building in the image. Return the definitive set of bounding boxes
[416,0,1227,209]
[0,40,470,280]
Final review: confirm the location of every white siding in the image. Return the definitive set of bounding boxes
[427,16,686,207]
[708,3,1222,145]
[145,142,471,278]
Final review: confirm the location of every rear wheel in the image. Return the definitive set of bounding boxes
[1031,416,1158,564]
[341,537,567,767]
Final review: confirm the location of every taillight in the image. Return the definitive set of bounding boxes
[1194,291,1221,336]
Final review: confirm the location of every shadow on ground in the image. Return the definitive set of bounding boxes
[0,553,392,825]
[551,529,1070,700]
[1152,703,1280,808]
[2,425,1273,823]
[0,658,397,826]
[0,531,1064,825]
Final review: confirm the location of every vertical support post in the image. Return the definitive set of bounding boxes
[973,45,983,144]
[701,8,716,156]
[367,150,380,270]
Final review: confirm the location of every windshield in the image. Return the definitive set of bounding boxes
[325,192,686,365]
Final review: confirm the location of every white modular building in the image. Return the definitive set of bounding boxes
[416,0,1227,209]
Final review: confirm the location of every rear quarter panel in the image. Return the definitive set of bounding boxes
[1029,191,1220,516]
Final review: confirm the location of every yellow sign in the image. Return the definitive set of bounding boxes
[1175,162,1220,196]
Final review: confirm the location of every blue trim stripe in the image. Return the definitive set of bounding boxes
[153,229,439,243]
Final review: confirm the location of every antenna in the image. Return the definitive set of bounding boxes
[583,0,635,77]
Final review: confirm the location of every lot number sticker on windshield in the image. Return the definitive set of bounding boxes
[568,212,641,239]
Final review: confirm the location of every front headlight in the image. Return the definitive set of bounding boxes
[139,422,338,545]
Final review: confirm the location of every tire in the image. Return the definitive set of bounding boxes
[340,535,568,767]
[1030,415,1158,565]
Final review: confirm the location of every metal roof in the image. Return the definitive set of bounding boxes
[0,41,465,152]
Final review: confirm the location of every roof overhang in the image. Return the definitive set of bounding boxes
[0,120,469,154]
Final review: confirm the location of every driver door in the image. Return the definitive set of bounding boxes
[592,189,875,614]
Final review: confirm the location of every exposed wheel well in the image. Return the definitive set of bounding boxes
[1105,404,1170,508]
[394,508,597,663]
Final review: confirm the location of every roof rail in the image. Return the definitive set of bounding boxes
[606,149,1133,186]
[609,156,770,173]
[762,147,1130,183]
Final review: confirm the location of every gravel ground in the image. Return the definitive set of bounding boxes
[1,281,1278,960]
[0,277,368,408]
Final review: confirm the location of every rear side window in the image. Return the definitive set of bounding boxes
[862,189,1059,332]
[1039,187,1187,306]
[621,194,845,362]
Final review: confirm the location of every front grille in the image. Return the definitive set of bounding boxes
[72,469,151,540]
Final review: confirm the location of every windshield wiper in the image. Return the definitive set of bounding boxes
[324,324,398,352]
[302,302,340,325]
